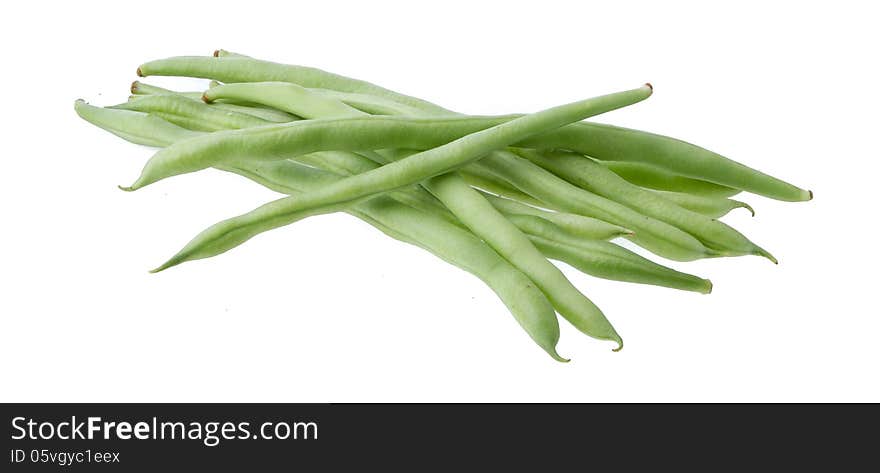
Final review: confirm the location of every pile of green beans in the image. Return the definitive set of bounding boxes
[74,51,811,361]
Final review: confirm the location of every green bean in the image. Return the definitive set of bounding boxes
[74,101,565,361]
[132,81,300,123]
[204,55,427,115]
[130,82,204,101]
[597,161,741,198]
[115,94,271,131]
[125,115,500,190]
[139,55,454,115]
[517,149,775,261]
[481,194,631,240]
[418,173,622,346]
[510,215,712,293]
[519,123,812,202]
[648,189,754,219]
[74,99,200,146]
[468,154,715,262]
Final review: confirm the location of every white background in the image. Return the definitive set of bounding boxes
[1,1,877,402]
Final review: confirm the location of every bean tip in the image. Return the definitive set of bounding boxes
[757,248,778,265]
[702,279,714,294]
[549,350,571,363]
[807,189,814,200]
[644,82,653,91]
[136,67,144,77]
[731,200,755,217]
[202,92,211,103]
[130,81,140,94]
[612,340,623,352]
[118,184,135,192]
[213,49,221,57]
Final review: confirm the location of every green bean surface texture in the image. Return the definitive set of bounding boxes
[74,52,811,360]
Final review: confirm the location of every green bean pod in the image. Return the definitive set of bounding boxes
[74,99,200,146]
[115,94,271,131]
[510,214,712,293]
[132,81,300,123]
[598,160,740,198]
[648,190,754,219]
[520,123,813,202]
[517,149,775,261]
[138,55,453,115]
[124,115,507,190]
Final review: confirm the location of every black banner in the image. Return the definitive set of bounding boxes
[1,404,875,470]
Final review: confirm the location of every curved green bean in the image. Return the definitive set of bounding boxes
[139,55,453,115]
[115,94,271,131]
[124,115,506,190]
[520,123,812,202]
[517,149,775,261]
[597,160,741,198]
[132,80,300,123]
[74,99,200,146]
[512,215,712,293]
